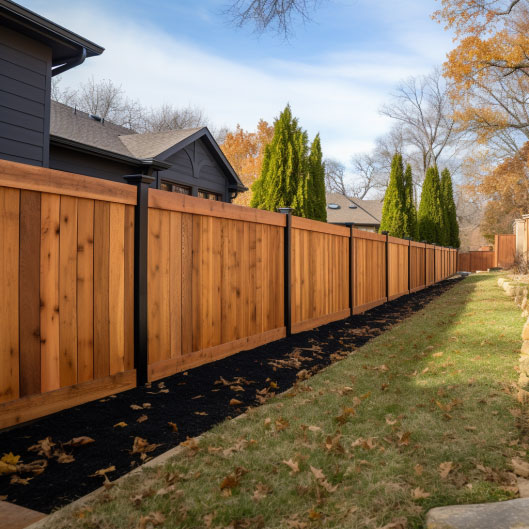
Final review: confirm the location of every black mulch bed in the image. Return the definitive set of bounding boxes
[0,278,461,513]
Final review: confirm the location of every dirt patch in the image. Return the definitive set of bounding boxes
[0,279,461,513]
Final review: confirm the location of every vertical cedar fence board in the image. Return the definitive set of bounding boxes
[0,160,136,429]
[409,241,427,293]
[146,190,286,381]
[458,250,494,272]
[290,217,350,334]
[494,234,516,269]
[425,245,435,286]
[387,236,409,301]
[352,229,387,314]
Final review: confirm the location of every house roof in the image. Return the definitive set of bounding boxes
[50,101,246,190]
[326,193,383,226]
[0,0,104,65]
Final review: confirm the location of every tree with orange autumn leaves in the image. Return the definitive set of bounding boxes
[435,0,529,153]
[220,120,274,206]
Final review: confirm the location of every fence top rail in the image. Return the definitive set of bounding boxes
[292,216,350,237]
[148,188,286,227]
[410,240,426,248]
[0,159,137,205]
[388,235,409,246]
[352,228,386,242]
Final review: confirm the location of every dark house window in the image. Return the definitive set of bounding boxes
[160,181,191,195]
[198,190,221,201]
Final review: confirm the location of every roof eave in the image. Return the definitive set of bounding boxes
[0,0,104,58]
[50,135,171,170]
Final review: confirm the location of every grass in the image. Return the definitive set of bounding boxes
[48,274,526,529]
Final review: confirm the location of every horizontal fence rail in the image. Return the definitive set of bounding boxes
[0,159,458,428]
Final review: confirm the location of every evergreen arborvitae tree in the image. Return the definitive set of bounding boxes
[307,134,327,222]
[440,168,460,248]
[417,166,446,244]
[251,104,308,217]
[379,153,407,237]
[403,163,417,239]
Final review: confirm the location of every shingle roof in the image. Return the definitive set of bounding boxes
[326,193,383,226]
[120,128,202,159]
[50,101,135,158]
[50,101,204,161]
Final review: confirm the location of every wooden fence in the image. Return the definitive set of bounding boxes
[494,234,515,268]
[0,159,457,428]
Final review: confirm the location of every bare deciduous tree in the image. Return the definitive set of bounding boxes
[52,77,210,135]
[380,68,464,181]
[225,0,320,36]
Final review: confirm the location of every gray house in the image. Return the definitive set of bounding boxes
[0,0,245,202]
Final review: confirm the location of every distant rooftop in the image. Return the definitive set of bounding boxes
[326,193,383,226]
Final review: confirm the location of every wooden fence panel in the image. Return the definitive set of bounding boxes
[426,245,435,285]
[291,217,350,333]
[458,251,494,272]
[494,234,515,268]
[410,242,426,292]
[388,237,409,301]
[352,230,386,314]
[0,160,136,428]
[147,190,286,381]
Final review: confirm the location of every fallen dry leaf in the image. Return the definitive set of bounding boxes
[414,464,424,476]
[412,487,431,499]
[168,422,178,433]
[283,459,300,474]
[28,437,55,458]
[195,411,208,416]
[252,483,272,501]
[379,517,407,529]
[137,414,148,423]
[10,475,31,485]
[131,437,160,455]
[56,452,75,464]
[0,461,17,476]
[229,398,243,406]
[308,425,322,432]
[113,422,127,428]
[90,465,116,477]
[130,404,143,410]
[439,461,454,479]
[63,436,95,447]
[397,431,411,446]
[432,352,444,357]
[1,453,20,465]
[139,511,165,528]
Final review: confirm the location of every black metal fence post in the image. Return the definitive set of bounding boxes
[125,174,154,386]
[382,231,389,300]
[278,207,292,337]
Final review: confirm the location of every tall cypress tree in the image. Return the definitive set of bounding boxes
[403,163,417,239]
[307,134,327,222]
[251,104,309,217]
[379,153,407,237]
[417,166,445,244]
[440,168,460,248]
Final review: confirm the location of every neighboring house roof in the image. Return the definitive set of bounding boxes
[50,101,246,190]
[326,193,383,226]
[0,0,103,67]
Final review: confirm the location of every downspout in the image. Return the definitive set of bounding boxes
[52,47,86,76]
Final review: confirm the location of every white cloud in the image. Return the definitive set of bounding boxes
[25,0,450,165]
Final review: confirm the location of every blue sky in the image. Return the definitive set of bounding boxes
[24,0,454,166]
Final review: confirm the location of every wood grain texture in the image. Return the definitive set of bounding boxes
[93,201,110,379]
[0,159,136,204]
[40,193,60,393]
[77,199,94,383]
[59,196,78,388]
[19,190,41,397]
[0,187,19,403]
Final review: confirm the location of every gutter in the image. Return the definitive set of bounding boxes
[52,47,86,76]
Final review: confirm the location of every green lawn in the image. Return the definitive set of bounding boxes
[48,274,526,529]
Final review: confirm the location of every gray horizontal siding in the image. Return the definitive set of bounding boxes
[0,136,43,162]
[0,104,44,132]
[0,25,51,167]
